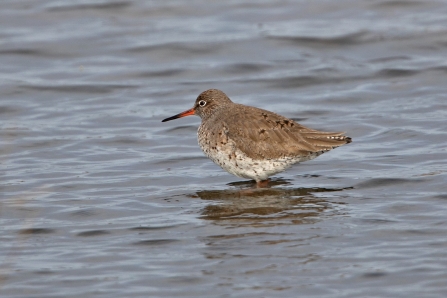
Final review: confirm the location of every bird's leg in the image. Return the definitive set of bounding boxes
[256,179,271,188]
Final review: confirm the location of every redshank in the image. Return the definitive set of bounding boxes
[162,89,352,186]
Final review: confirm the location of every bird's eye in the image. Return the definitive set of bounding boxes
[199,100,206,107]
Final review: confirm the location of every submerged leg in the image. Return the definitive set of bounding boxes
[256,179,270,188]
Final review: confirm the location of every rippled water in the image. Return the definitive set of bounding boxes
[1,0,447,297]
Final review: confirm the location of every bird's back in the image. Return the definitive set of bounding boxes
[201,103,351,161]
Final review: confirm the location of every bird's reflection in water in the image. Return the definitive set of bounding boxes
[193,179,351,221]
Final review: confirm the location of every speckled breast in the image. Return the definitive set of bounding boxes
[197,123,315,182]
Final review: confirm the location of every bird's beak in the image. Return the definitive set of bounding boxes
[161,107,195,122]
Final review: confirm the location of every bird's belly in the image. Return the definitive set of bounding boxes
[198,136,307,182]
[212,150,300,181]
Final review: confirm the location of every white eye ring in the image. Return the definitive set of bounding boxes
[199,100,206,107]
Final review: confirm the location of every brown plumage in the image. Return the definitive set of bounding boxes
[162,89,352,185]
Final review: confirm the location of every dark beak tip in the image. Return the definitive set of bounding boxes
[161,117,175,122]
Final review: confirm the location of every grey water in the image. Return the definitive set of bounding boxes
[1,0,447,297]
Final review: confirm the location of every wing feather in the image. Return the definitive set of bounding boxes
[215,104,350,160]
